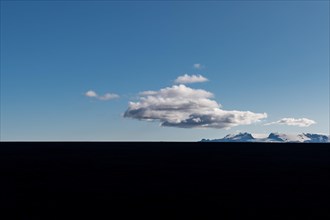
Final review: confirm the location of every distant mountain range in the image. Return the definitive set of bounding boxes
[200,132,330,143]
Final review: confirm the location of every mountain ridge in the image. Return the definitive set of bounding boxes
[201,132,330,143]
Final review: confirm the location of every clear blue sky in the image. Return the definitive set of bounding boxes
[1,1,329,141]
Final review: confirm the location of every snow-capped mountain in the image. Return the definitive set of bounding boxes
[201,132,329,143]
[303,133,330,143]
[202,132,255,142]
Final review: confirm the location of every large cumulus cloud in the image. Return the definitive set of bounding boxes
[124,84,267,129]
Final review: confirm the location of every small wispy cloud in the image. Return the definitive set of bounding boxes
[174,74,208,84]
[98,93,120,100]
[264,118,316,127]
[85,90,98,97]
[193,63,204,70]
[85,90,119,101]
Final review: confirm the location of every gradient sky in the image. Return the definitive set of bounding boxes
[1,1,329,141]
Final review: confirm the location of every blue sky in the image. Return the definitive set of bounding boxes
[1,1,329,141]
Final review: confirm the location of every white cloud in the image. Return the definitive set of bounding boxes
[124,84,267,129]
[193,63,203,69]
[174,74,208,84]
[98,93,120,100]
[264,118,316,127]
[85,90,98,97]
[85,90,119,101]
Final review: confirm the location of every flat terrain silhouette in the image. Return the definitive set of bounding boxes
[1,142,329,219]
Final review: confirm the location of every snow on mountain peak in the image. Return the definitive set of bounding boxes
[201,132,329,143]
[224,132,254,140]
